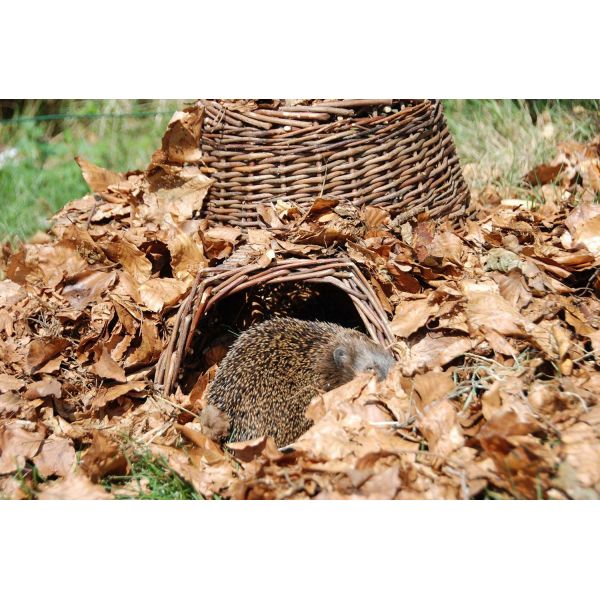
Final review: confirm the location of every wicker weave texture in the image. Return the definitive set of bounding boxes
[154,257,395,396]
[199,99,470,229]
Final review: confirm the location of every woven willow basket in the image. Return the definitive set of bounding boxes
[155,257,395,395]
[198,99,470,228]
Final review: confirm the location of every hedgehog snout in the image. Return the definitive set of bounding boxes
[352,345,395,381]
[373,351,395,381]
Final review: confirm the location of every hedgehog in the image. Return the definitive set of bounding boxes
[205,317,395,447]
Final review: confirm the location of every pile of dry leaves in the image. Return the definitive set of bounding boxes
[1,104,599,499]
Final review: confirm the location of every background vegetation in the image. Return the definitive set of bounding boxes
[1,99,598,242]
[0,100,187,241]
[445,99,600,192]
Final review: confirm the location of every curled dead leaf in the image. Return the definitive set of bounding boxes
[156,107,204,164]
[0,373,25,393]
[139,278,188,312]
[80,431,128,482]
[37,473,113,500]
[0,423,46,475]
[0,280,26,308]
[75,156,126,193]
[33,435,76,478]
[23,378,62,400]
[417,399,465,458]
[90,345,127,382]
[63,270,117,310]
[165,223,207,283]
[92,381,147,409]
[102,241,152,284]
[123,319,161,369]
[147,168,213,222]
[26,337,69,375]
[523,163,563,186]
[226,437,283,462]
[404,335,475,375]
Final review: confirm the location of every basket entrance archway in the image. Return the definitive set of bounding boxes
[154,257,395,396]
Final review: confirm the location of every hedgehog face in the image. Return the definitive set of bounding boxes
[333,338,395,382]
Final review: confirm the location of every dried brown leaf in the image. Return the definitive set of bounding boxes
[26,337,69,375]
[123,319,161,369]
[90,345,127,382]
[0,373,25,393]
[386,261,421,293]
[226,437,283,462]
[567,210,600,259]
[391,298,439,338]
[0,392,38,419]
[92,381,147,408]
[166,225,207,283]
[429,231,465,265]
[63,270,117,310]
[256,204,286,229]
[555,408,600,499]
[75,156,126,193]
[0,309,14,336]
[306,196,339,216]
[148,169,213,222]
[466,291,533,337]
[33,435,76,478]
[102,241,152,284]
[37,473,113,499]
[417,399,465,458]
[523,163,563,186]
[404,335,475,375]
[496,269,532,308]
[8,241,88,287]
[412,371,455,410]
[156,107,204,164]
[0,280,26,308]
[139,278,188,313]
[23,378,62,400]
[362,206,390,230]
[177,424,226,461]
[151,443,234,498]
[0,423,45,475]
[80,431,128,482]
[412,219,437,262]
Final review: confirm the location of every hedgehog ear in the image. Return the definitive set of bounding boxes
[333,346,349,368]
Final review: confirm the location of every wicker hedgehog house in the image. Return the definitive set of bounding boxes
[198,99,469,227]
[155,100,470,395]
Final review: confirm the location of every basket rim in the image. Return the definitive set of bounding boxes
[201,99,433,141]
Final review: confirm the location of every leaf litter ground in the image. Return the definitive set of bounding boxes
[1,105,600,499]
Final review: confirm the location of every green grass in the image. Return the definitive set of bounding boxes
[1,447,202,500]
[444,99,600,192]
[0,100,187,241]
[2,100,598,242]
[104,450,203,500]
